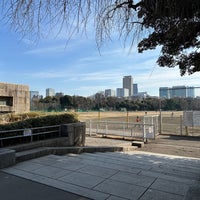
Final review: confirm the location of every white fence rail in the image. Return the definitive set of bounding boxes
[86,119,159,141]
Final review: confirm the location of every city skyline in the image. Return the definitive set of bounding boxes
[31,81,199,99]
[1,23,200,97]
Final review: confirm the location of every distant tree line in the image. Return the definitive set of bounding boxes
[30,94,200,112]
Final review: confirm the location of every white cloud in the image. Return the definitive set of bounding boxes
[24,44,69,55]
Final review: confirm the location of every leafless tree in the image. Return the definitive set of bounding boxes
[0,1,145,44]
[1,1,200,74]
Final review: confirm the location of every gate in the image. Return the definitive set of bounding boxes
[86,117,159,141]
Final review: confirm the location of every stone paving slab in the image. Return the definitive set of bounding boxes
[139,189,183,200]
[110,171,156,188]
[139,170,199,185]
[32,165,72,179]
[58,171,105,189]
[150,178,189,196]
[94,179,146,200]
[78,164,118,178]
[2,151,200,200]
[0,171,91,200]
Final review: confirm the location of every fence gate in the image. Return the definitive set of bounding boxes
[143,115,159,139]
[86,116,159,141]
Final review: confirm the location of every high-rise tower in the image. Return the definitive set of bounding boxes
[123,75,133,97]
[46,88,55,97]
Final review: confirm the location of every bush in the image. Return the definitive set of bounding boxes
[0,113,78,131]
[0,113,79,147]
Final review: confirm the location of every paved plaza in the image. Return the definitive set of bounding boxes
[2,151,200,200]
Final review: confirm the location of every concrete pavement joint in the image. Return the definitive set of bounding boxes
[137,177,158,200]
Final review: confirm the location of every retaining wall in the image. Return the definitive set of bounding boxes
[0,122,86,168]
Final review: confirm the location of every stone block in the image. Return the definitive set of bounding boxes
[0,148,15,169]
[60,122,86,146]
[132,141,144,148]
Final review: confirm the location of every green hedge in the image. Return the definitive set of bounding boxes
[0,113,78,131]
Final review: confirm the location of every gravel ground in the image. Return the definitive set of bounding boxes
[138,135,200,158]
[85,136,132,147]
[85,135,200,158]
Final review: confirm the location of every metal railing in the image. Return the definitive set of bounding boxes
[0,125,60,147]
[86,120,159,141]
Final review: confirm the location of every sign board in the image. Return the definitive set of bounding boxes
[144,127,154,139]
[23,129,32,136]
[193,111,200,126]
[183,111,200,127]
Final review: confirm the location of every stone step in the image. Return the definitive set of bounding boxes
[15,146,137,163]
[16,147,51,163]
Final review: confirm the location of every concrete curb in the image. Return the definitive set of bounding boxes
[0,148,16,169]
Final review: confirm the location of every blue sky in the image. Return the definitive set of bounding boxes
[0,24,200,97]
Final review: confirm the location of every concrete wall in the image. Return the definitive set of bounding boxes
[0,82,30,113]
[60,122,86,146]
[0,122,86,168]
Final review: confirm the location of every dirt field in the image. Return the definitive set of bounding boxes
[138,135,200,158]
[78,111,182,121]
[80,111,200,158]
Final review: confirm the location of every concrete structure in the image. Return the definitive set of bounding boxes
[46,88,55,97]
[123,76,133,97]
[0,122,86,166]
[116,88,129,98]
[0,82,30,113]
[105,89,115,97]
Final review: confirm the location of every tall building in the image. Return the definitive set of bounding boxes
[30,91,39,99]
[171,86,187,98]
[133,84,138,96]
[55,92,64,97]
[116,88,129,98]
[123,75,133,97]
[105,89,115,97]
[46,88,55,97]
[187,87,195,98]
[159,87,170,98]
[137,92,148,98]
[159,86,195,98]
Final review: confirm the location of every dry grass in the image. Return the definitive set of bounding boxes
[77,111,183,122]
[77,111,200,136]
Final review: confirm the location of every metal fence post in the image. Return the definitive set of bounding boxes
[106,121,108,136]
[159,111,162,134]
[123,122,125,139]
[143,121,146,142]
[180,115,183,136]
[59,125,61,137]
[89,120,91,136]
[96,122,99,135]
[31,128,33,142]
